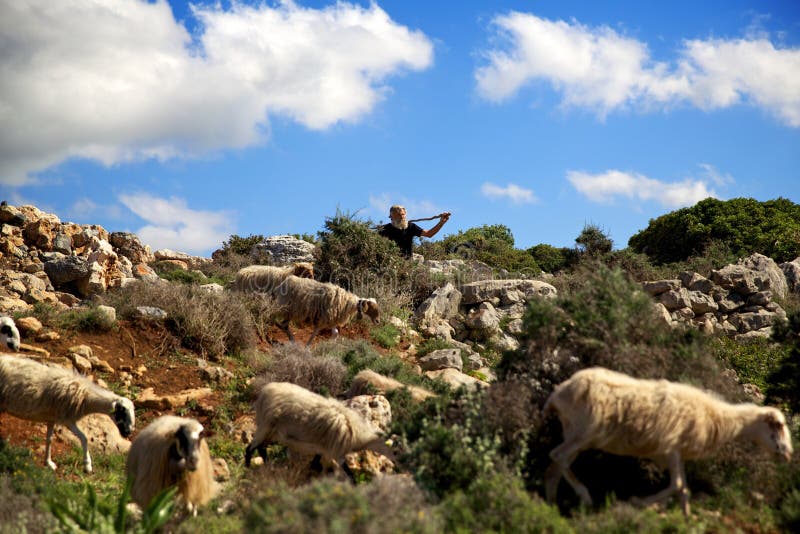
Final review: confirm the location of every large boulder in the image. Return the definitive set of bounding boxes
[738,253,788,299]
[109,232,154,264]
[250,235,316,265]
[414,283,462,338]
[782,257,800,294]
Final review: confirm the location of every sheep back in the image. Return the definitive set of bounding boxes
[0,355,113,424]
[233,263,314,293]
[547,367,763,460]
[254,382,382,460]
[348,370,435,403]
[274,277,362,330]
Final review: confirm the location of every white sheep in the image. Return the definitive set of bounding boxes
[232,262,314,294]
[1,316,20,351]
[272,276,380,346]
[244,381,394,472]
[0,354,135,473]
[543,367,794,515]
[127,415,217,517]
[347,369,436,403]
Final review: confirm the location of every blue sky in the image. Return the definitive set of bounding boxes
[1,0,798,255]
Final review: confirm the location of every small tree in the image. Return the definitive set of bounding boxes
[575,223,613,257]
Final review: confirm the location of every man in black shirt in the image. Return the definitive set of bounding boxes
[378,205,450,257]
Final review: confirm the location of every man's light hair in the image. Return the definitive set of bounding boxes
[389,205,406,214]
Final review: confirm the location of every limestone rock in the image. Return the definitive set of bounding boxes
[459,279,556,305]
[55,414,131,455]
[250,235,316,265]
[739,253,788,299]
[135,387,213,410]
[418,348,463,372]
[343,395,392,433]
[414,283,462,338]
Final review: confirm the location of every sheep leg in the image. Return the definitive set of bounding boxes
[68,421,93,473]
[245,425,272,467]
[546,440,592,506]
[45,423,58,471]
[277,320,295,343]
[305,327,322,347]
[634,452,686,513]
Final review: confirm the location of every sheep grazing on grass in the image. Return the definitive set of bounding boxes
[127,415,217,517]
[244,381,394,472]
[1,316,20,351]
[232,262,314,294]
[347,369,436,403]
[543,367,794,516]
[0,355,135,473]
[273,276,380,346]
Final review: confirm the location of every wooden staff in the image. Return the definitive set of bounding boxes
[408,212,450,223]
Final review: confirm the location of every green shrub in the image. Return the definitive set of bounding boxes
[571,501,699,533]
[415,337,454,357]
[714,336,788,392]
[219,234,266,257]
[527,243,577,274]
[575,223,613,257]
[245,477,440,533]
[629,197,800,264]
[370,324,401,349]
[766,311,800,413]
[423,224,541,275]
[55,305,116,332]
[439,472,571,534]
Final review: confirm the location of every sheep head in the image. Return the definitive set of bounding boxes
[0,317,20,352]
[357,298,380,324]
[112,397,135,438]
[752,408,793,462]
[292,262,315,279]
[174,421,205,472]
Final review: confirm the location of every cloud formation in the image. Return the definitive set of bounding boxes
[118,192,234,254]
[480,182,538,204]
[476,12,800,125]
[0,0,433,185]
[566,169,718,208]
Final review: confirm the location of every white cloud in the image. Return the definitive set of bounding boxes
[566,169,718,208]
[476,12,800,125]
[68,198,98,218]
[0,0,433,185]
[118,192,234,254]
[480,182,537,204]
[368,194,446,223]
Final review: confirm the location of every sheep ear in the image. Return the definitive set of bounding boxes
[0,324,11,336]
[764,411,784,431]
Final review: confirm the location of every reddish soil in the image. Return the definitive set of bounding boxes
[0,317,387,475]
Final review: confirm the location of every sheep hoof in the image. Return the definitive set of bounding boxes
[84,463,93,474]
[46,460,58,471]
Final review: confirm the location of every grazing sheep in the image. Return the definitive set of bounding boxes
[232,262,314,294]
[127,415,217,517]
[347,369,436,403]
[0,355,135,473]
[273,276,380,346]
[244,381,394,471]
[0,316,20,351]
[543,367,794,515]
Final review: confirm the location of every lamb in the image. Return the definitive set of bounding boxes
[244,381,395,472]
[1,316,20,351]
[347,369,436,403]
[232,262,314,294]
[127,415,217,517]
[272,276,380,346]
[0,354,135,473]
[543,367,794,515]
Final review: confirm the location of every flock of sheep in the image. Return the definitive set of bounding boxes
[0,260,795,518]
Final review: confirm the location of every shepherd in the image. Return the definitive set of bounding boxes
[378,205,451,258]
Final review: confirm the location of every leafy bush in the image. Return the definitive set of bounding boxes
[370,324,401,349]
[438,472,571,533]
[245,477,440,533]
[219,234,266,257]
[628,197,800,264]
[102,281,256,359]
[766,311,800,413]
[575,223,613,257]
[714,336,789,392]
[422,224,541,275]
[527,243,579,274]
